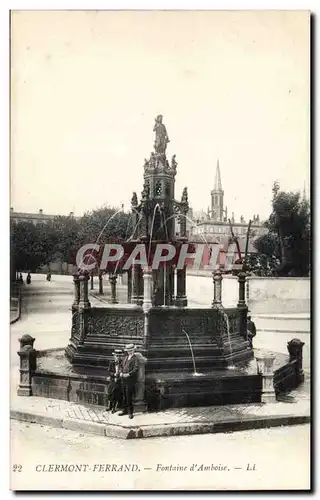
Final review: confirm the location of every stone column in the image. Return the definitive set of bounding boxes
[78,273,91,309]
[98,271,104,295]
[175,267,187,307]
[17,334,37,396]
[256,354,276,403]
[72,272,80,307]
[127,268,132,303]
[167,264,175,306]
[237,272,248,338]
[109,274,118,304]
[78,273,91,345]
[141,267,152,361]
[237,271,247,308]
[212,269,223,308]
[142,267,153,312]
[131,263,143,305]
[90,271,94,290]
[246,277,250,303]
[179,212,187,238]
[287,338,305,385]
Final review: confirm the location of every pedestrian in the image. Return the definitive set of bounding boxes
[46,272,51,282]
[26,272,31,285]
[106,349,123,413]
[19,273,23,283]
[118,344,139,419]
[247,314,257,348]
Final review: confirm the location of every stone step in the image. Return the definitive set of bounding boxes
[253,315,310,334]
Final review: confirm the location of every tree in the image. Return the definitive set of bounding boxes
[67,206,134,272]
[10,206,135,276]
[77,206,133,246]
[248,182,310,277]
[47,215,81,264]
[11,221,53,273]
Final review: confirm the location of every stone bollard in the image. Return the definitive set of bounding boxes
[17,334,37,396]
[237,271,247,308]
[287,338,305,385]
[256,354,276,403]
[142,267,153,312]
[109,274,118,304]
[212,269,223,308]
[72,272,80,307]
[78,272,91,309]
[90,271,94,290]
[134,352,148,412]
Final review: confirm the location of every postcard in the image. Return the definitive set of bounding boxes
[10,10,310,491]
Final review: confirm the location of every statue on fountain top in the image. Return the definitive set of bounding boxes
[153,115,170,155]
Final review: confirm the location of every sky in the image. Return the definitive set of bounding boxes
[10,10,310,221]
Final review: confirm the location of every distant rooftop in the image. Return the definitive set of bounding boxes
[10,208,79,220]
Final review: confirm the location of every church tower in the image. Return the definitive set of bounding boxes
[211,160,224,221]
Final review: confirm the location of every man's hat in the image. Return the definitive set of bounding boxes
[112,349,123,355]
[125,343,136,352]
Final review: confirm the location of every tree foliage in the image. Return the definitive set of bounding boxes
[10,206,134,275]
[11,221,57,272]
[77,206,133,246]
[246,182,310,277]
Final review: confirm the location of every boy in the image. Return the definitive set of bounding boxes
[106,349,123,413]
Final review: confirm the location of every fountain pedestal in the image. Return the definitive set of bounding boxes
[17,334,37,397]
[256,354,277,403]
[109,274,118,304]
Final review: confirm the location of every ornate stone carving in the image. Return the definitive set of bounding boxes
[181,186,188,205]
[171,154,177,172]
[141,182,150,201]
[71,311,80,339]
[152,180,162,197]
[87,313,144,338]
[131,192,138,208]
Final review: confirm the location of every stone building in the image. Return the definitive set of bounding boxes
[188,160,267,246]
[10,208,77,225]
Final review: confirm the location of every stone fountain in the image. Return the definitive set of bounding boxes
[25,117,305,411]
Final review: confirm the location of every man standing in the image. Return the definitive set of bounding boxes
[106,349,123,413]
[119,344,139,419]
[247,315,257,348]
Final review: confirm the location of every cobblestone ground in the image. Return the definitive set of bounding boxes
[10,274,311,491]
[10,420,310,491]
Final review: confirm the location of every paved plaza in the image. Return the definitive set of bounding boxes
[10,274,311,490]
[11,420,310,490]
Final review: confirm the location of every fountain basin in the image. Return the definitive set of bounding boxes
[29,347,301,411]
[39,304,302,411]
[65,305,252,373]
